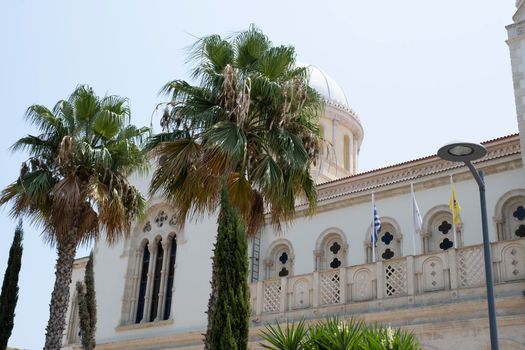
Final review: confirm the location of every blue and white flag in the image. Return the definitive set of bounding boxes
[371,193,381,262]
[372,205,381,246]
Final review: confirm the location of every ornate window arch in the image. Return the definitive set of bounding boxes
[314,228,348,271]
[494,189,525,241]
[422,205,462,253]
[120,204,180,325]
[364,217,403,263]
[264,239,294,279]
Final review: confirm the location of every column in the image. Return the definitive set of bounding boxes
[127,249,142,323]
[280,277,287,313]
[332,119,338,165]
[493,216,504,241]
[312,271,320,308]
[142,243,157,323]
[448,248,458,290]
[156,240,171,321]
[353,139,359,172]
[376,261,384,300]
[339,267,347,304]
[313,250,322,271]
[255,281,263,316]
[406,256,415,296]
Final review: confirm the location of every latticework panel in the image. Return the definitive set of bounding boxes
[320,270,341,305]
[457,247,485,288]
[263,280,281,313]
[384,260,407,297]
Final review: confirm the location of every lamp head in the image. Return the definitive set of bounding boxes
[437,141,487,162]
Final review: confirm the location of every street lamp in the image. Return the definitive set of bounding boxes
[437,141,499,350]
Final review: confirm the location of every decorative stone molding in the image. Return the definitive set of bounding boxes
[297,135,521,215]
[252,238,525,318]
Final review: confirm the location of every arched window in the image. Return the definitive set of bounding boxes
[422,206,462,253]
[122,205,182,326]
[315,229,348,271]
[494,190,525,241]
[264,239,294,279]
[135,242,150,323]
[365,219,402,263]
[378,223,402,260]
[343,134,350,171]
[163,235,177,320]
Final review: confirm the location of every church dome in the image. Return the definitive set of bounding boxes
[299,63,350,108]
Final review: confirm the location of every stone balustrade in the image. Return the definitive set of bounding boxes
[249,238,525,319]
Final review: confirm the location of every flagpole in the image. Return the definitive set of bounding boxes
[371,192,376,263]
[450,175,458,249]
[410,183,417,256]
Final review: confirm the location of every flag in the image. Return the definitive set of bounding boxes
[372,197,381,247]
[412,190,423,233]
[449,183,462,225]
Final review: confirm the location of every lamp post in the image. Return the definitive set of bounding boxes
[437,141,499,350]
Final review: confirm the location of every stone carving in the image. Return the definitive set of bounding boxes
[422,257,445,292]
[353,269,373,301]
[143,221,151,233]
[292,279,310,309]
[502,245,525,281]
[155,211,168,227]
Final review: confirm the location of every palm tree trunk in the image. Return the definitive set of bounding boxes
[44,237,77,350]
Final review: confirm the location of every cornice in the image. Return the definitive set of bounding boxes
[292,134,522,216]
[73,256,89,270]
[325,104,364,144]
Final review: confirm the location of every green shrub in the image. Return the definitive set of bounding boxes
[259,317,420,350]
[260,319,309,350]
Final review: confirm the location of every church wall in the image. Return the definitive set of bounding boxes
[260,166,524,278]
[92,239,128,342]
[62,171,219,345]
[91,212,218,345]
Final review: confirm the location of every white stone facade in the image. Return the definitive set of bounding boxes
[61,134,525,350]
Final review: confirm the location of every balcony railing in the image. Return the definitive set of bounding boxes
[249,239,525,317]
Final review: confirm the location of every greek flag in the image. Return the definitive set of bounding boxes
[372,194,381,247]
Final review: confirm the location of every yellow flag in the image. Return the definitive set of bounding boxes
[449,185,462,225]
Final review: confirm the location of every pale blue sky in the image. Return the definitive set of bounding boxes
[0,1,519,348]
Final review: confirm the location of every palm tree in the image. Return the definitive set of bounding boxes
[0,85,149,350]
[148,26,323,349]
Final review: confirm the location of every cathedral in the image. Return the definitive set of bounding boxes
[62,3,525,350]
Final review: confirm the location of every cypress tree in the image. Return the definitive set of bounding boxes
[0,220,23,350]
[206,189,250,350]
[76,252,96,350]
